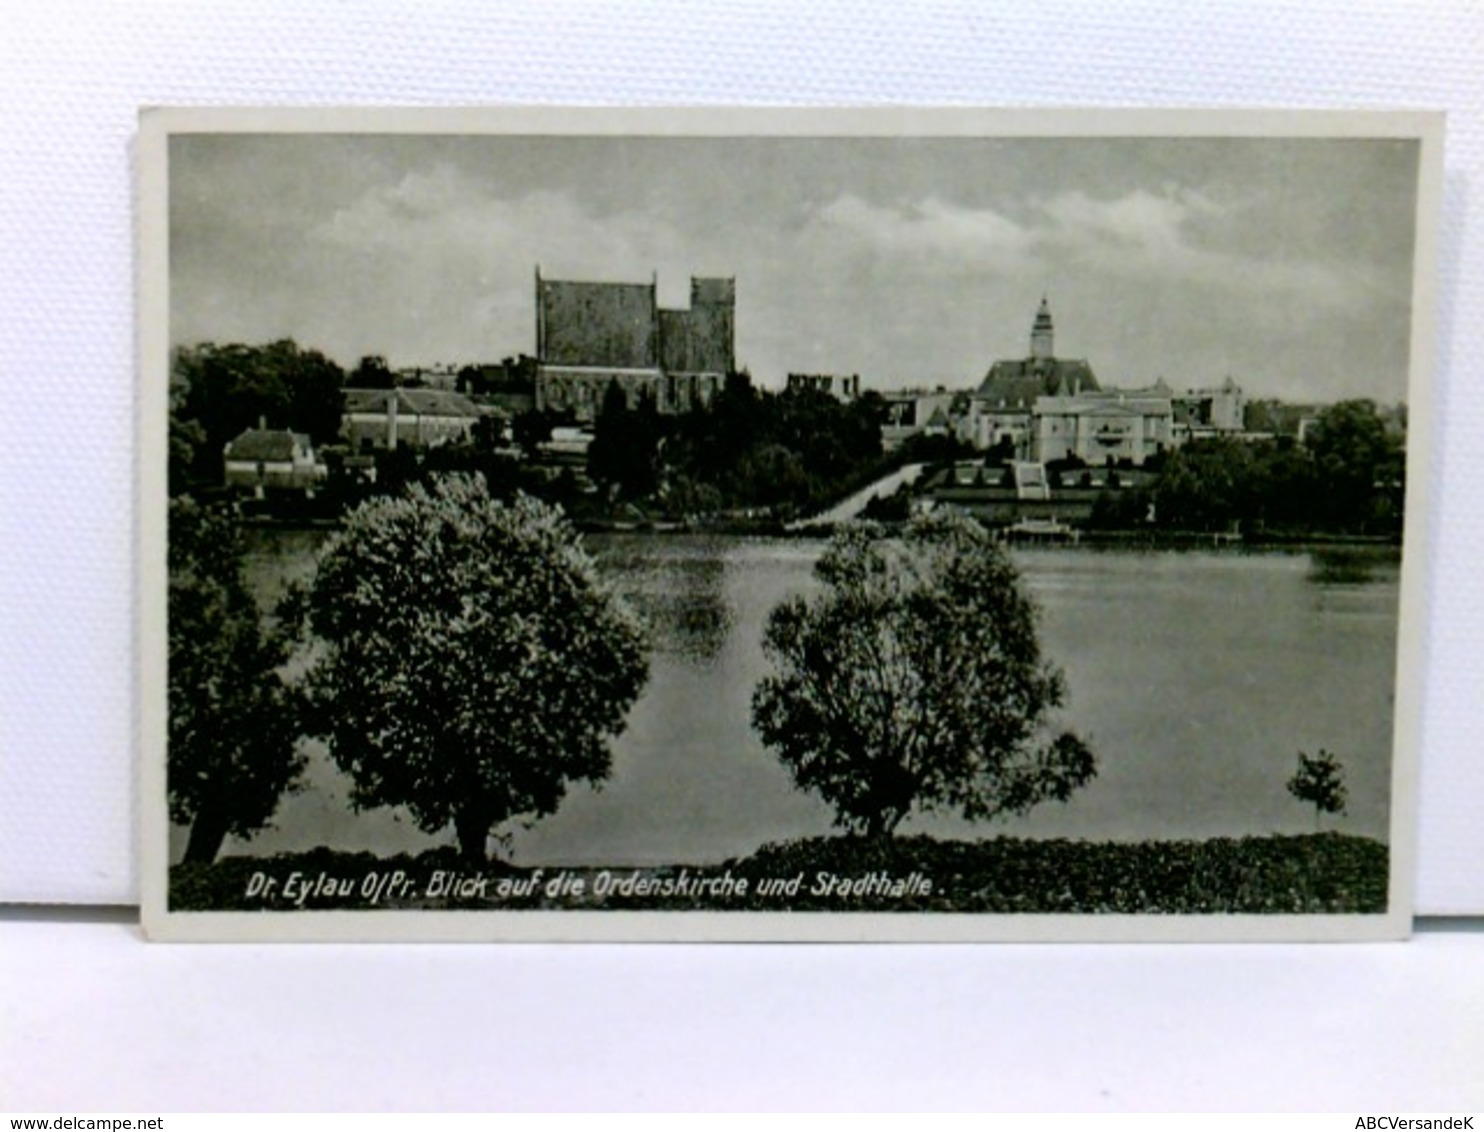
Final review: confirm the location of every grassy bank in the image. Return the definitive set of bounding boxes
[170,832,1387,914]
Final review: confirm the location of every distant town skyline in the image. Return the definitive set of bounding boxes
[170,131,1421,403]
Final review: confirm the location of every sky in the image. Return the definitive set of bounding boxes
[169,130,1422,403]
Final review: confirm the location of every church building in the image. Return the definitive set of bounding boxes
[533,270,735,422]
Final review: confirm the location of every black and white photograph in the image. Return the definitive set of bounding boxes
[139,108,1438,941]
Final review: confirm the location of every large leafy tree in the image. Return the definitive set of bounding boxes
[752,513,1095,838]
[173,339,346,483]
[301,474,650,863]
[1305,399,1403,532]
[660,372,887,514]
[169,499,306,864]
[1150,436,1259,531]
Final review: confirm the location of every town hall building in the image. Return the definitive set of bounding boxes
[962,298,1175,467]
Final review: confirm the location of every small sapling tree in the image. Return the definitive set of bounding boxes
[1287,748,1348,829]
[301,474,649,864]
[751,513,1095,839]
[168,498,306,864]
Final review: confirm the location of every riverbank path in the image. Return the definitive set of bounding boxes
[788,462,928,530]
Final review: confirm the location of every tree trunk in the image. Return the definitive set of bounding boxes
[454,805,492,866]
[183,803,230,865]
[862,809,903,841]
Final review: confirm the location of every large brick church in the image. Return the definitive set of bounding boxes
[533,269,735,423]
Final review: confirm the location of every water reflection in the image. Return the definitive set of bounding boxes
[211,532,1401,864]
[1307,547,1388,587]
[240,525,326,613]
[1304,547,1401,617]
[589,538,733,664]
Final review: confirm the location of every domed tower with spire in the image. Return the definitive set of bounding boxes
[1030,295,1055,363]
[976,296,1099,406]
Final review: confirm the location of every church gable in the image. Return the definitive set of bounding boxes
[538,279,658,369]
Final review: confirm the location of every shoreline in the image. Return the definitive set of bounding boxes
[238,511,1402,552]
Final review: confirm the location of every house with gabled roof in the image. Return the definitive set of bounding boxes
[223,427,327,493]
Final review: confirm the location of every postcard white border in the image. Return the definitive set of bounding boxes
[138,105,1441,943]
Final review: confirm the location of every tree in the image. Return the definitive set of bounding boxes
[1149,437,1256,531]
[511,409,557,457]
[1287,749,1348,829]
[751,514,1095,838]
[735,442,811,509]
[281,342,348,447]
[168,499,306,864]
[350,354,396,389]
[301,474,649,863]
[663,372,894,514]
[172,339,346,481]
[168,362,207,496]
[1304,400,1402,532]
[588,381,663,499]
[676,370,767,484]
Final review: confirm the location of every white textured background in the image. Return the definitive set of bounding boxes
[2,0,1481,915]
[3,2,1482,1114]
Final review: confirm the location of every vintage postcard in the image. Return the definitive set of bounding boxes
[138,108,1440,941]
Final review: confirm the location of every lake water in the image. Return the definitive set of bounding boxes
[195,530,1401,865]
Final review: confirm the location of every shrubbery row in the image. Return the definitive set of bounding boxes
[170,833,1387,915]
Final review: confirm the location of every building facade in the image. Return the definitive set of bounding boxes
[223,428,327,492]
[534,271,735,422]
[1172,378,1246,442]
[958,300,1258,466]
[976,297,1101,408]
[786,373,861,401]
[966,297,1103,457]
[342,388,486,451]
[1033,392,1174,466]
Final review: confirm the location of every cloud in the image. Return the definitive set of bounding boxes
[1037,188,1197,252]
[300,166,713,363]
[315,164,677,271]
[1035,188,1388,311]
[800,184,1379,314]
[808,193,1035,267]
[174,145,1410,399]
[803,187,1211,271]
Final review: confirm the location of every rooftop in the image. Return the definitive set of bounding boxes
[224,428,311,463]
[343,388,482,417]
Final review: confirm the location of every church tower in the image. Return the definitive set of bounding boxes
[1030,295,1054,362]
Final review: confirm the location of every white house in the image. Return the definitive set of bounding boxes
[223,428,327,493]
[1034,393,1174,466]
